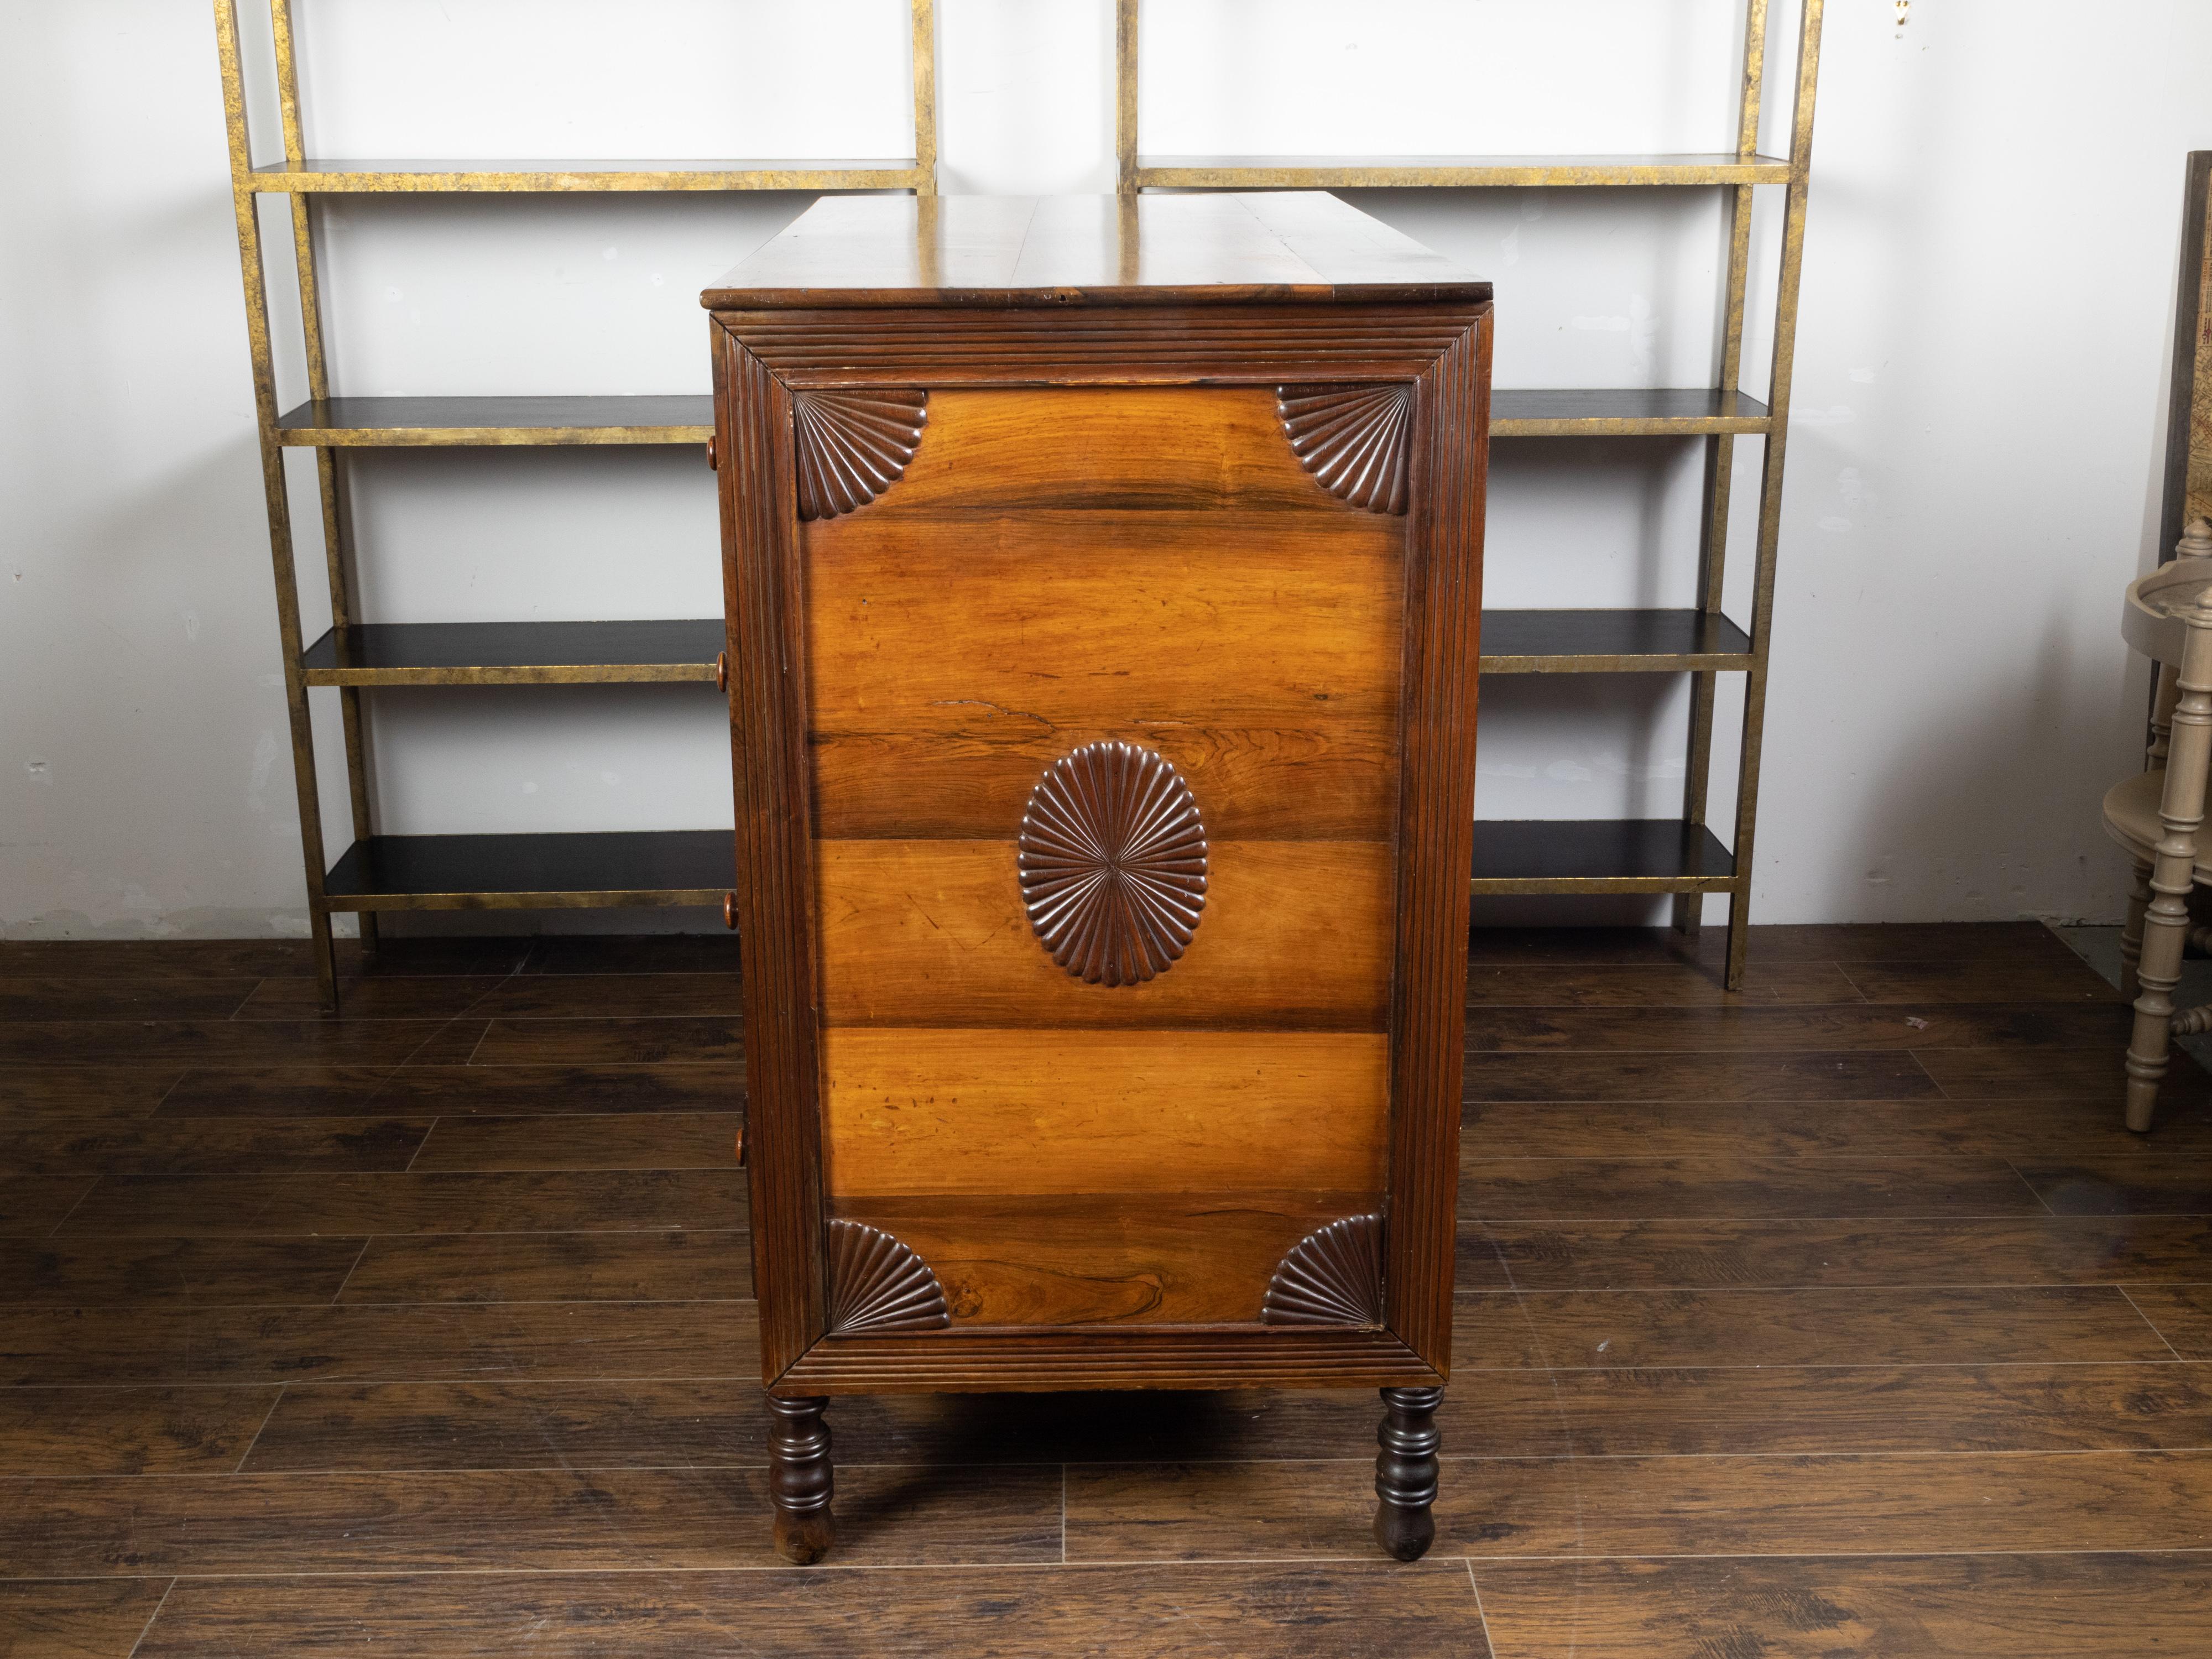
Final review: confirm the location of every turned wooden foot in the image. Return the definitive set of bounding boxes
[768,1394,835,1564]
[1373,1385,1442,1561]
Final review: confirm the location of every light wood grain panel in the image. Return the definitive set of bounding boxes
[1473,1554,2212,1659]
[823,1029,1389,1196]
[0,1467,1060,1577]
[0,1579,173,1659]
[132,1563,1486,1658]
[1064,1449,2212,1561]
[1463,1217,2212,1291]
[842,387,1348,517]
[817,839,1391,1029]
[804,389,1405,842]
[832,1192,1378,1326]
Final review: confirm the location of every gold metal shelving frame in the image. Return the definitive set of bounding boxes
[212,0,940,1010]
[1114,0,1822,989]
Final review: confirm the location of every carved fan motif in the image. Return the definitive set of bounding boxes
[1261,1214,1385,1327]
[1018,741,1209,987]
[826,1220,950,1333]
[791,389,928,520]
[1277,384,1415,514]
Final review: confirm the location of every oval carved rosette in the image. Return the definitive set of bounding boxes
[1017,741,1209,988]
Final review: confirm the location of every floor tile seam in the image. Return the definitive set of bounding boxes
[2116,1286,2192,1361]
[6,1358,2204,1392]
[121,1574,175,1659]
[17,1546,2212,1587]
[229,1386,288,1474]
[15,1445,2212,1488]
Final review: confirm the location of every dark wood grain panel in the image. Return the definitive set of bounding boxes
[1462,1048,1941,1102]
[818,839,1391,1030]
[0,1021,452,1066]
[2015,1155,2212,1216]
[233,977,506,1020]
[469,1019,744,1066]
[1468,1001,2127,1053]
[824,1029,1388,1196]
[1472,1553,2212,1659]
[1437,1363,2212,1458]
[408,1115,742,1173]
[0,938,524,979]
[0,1176,96,1236]
[149,1066,408,1117]
[1463,962,1863,1007]
[338,1229,747,1304]
[0,1301,750,1385]
[0,1237,366,1306]
[241,1381,767,1473]
[1455,1286,2173,1369]
[0,978,259,1020]
[1063,1448,2212,1560]
[519,936,744,975]
[1465,1154,2044,1220]
[0,1466,1060,1576]
[0,1387,280,1475]
[1841,956,2124,1004]
[832,1193,1376,1327]
[132,1562,1486,1658]
[0,1579,173,1659]
[154,1065,747,1119]
[0,1065,187,1115]
[1920,1044,2212,1102]
[466,974,746,1019]
[55,1171,743,1237]
[2121,1286,2212,1358]
[1464,1093,2212,1159]
[1465,921,2081,968]
[1460,1217,2212,1291]
[0,1117,429,1175]
[233,1360,2212,1475]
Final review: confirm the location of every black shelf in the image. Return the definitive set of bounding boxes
[1469,819,1736,894]
[300,620,724,686]
[1479,608,1754,674]
[322,831,731,911]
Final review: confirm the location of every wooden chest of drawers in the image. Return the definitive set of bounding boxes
[705,192,1491,1562]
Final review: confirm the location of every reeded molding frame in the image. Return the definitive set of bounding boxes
[712,299,1491,1396]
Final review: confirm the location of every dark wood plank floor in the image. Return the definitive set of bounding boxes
[2,922,2210,1656]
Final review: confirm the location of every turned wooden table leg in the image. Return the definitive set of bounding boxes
[768,1394,835,1564]
[1373,1385,1443,1561]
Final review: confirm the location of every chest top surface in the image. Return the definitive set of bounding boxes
[700,191,1491,310]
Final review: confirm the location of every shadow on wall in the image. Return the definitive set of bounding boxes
[1818,602,2140,925]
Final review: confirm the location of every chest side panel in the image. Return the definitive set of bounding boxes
[804,385,1404,1329]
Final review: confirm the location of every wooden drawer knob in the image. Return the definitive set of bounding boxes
[723,891,738,931]
[716,651,729,693]
[706,434,718,471]
[733,1126,746,1167]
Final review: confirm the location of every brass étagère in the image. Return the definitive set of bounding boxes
[1115,0,1823,984]
[212,0,940,1008]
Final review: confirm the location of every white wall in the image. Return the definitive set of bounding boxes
[3,0,2209,938]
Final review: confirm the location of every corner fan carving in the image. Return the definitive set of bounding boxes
[826,1220,950,1334]
[1261,1214,1385,1328]
[1277,384,1414,515]
[1018,742,1208,987]
[792,389,928,520]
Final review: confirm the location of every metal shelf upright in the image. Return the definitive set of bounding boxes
[1114,0,1822,988]
[213,0,940,1009]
